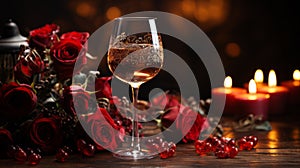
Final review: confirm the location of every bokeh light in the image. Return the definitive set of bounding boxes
[225,42,241,57]
[76,2,96,18]
[106,6,121,20]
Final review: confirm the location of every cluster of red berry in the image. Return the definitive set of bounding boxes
[56,139,97,162]
[6,145,42,165]
[4,138,97,165]
[146,137,177,159]
[194,135,258,159]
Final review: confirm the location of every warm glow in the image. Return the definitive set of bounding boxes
[293,69,300,81]
[106,6,121,20]
[225,43,240,57]
[76,2,96,17]
[268,69,277,87]
[248,79,257,94]
[181,0,196,16]
[224,76,232,88]
[194,7,209,22]
[254,69,264,83]
[267,130,279,149]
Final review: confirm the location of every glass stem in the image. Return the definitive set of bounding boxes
[131,86,140,152]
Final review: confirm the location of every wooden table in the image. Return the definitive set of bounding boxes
[1,112,299,168]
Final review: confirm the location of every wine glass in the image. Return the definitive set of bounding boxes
[107,17,163,160]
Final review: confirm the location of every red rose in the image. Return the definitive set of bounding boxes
[63,85,91,116]
[160,101,208,143]
[94,76,113,99]
[14,49,44,84]
[50,39,87,81]
[28,24,60,51]
[0,82,37,121]
[60,31,90,46]
[84,108,124,151]
[176,106,208,143]
[151,92,181,110]
[0,128,13,157]
[29,116,63,154]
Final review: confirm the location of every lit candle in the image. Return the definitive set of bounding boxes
[280,69,300,107]
[234,79,270,120]
[244,69,267,89]
[212,76,246,115]
[257,69,289,114]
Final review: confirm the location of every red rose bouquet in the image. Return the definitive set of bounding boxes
[0,23,126,162]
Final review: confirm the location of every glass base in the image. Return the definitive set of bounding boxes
[113,149,157,160]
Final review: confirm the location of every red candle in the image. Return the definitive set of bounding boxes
[257,70,288,114]
[280,69,300,106]
[212,76,246,114]
[234,79,270,120]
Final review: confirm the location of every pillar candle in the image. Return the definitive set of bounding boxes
[257,69,288,114]
[234,79,270,120]
[212,76,246,115]
[280,69,300,107]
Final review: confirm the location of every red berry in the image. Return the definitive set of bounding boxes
[76,139,87,152]
[168,148,175,157]
[82,144,95,157]
[227,139,236,147]
[214,144,229,159]
[215,149,227,159]
[209,137,222,152]
[161,141,169,150]
[14,148,27,162]
[28,153,41,165]
[168,142,176,151]
[151,143,160,153]
[219,137,230,144]
[244,141,254,150]
[194,140,203,149]
[195,141,212,155]
[154,137,163,146]
[248,136,258,147]
[228,146,239,158]
[237,138,247,151]
[56,149,69,162]
[159,150,169,159]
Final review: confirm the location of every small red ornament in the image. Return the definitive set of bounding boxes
[247,135,258,147]
[159,150,169,159]
[56,149,69,162]
[14,147,27,162]
[82,144,95,157]
[76,139,87,152]
[228,146,239,158]
[28,153,41,165]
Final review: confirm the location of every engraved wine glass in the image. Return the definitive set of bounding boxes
[107,17,163,160]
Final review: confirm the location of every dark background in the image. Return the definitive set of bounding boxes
[1,0,299,99]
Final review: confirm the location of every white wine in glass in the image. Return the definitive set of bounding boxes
[107,17,163,160]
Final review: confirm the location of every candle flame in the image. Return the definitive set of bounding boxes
[254,69,264,83]
[268,69,277,87]
[224,76,232,88]
[249,79,257,94]
[293,69,300,81]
